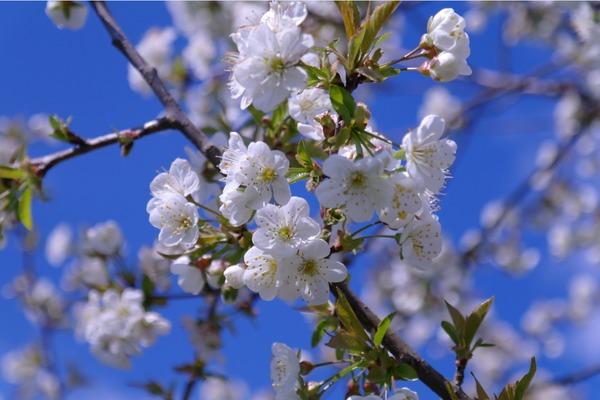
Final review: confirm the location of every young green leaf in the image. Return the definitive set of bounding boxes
[374,311,395,346]
[335,286,370,344]
[329,85,356,123]
[18,184,33,230]
[335,1,360,39]
[0,166,26,181]
[514,357,537,400]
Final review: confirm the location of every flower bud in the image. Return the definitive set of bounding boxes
[45,1,88,30]
[299,361,314,375]
[424,52,470,82]
[224,264,245,289]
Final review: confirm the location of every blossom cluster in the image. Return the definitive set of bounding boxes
[74,288,170,368]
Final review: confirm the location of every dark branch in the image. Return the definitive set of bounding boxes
[90,1,222,166]
[332,282,473,400]
[29,117,176,177]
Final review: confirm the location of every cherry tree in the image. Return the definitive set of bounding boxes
[1,2,600,400]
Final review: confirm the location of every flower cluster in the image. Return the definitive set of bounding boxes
[420,8,472,82]
[229,1,313,111]
[74,288,170,368]
[317,114,456,268]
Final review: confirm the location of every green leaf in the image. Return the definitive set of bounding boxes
[334,286,370,344]
[465,297,494,347]
[18,184,33,230]
[336,1,361,38]
[473,375,491,400]
[0,166,26,181]
[325,331,369,354]
[441,320,459,345]
[374,312,395,346]
[514,358,537,400]
[311,318,336,347]
[393,363,418,381]
[271,101,288,128]
[348,1,400,68]
[329,85,356,123]
[444,300,466,335]
[359,1,400,56]
[296,141,312,167]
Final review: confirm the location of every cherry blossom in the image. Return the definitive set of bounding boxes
[147,192,200,249]
[253,196,320,257]
[243,246,281,301]
[288,87,335,141]
[402,115,456,193]
[279,239,347,305]
[45,1,87,30]
[316,154,390,222]
[271,342,300,399]
[170,256,205,295]
[230,20,313,111]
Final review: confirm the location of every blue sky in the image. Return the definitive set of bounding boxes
[0,2,598,399]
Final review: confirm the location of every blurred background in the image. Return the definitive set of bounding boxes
[1,1,599,399]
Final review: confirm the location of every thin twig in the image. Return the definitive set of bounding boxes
[90,1,222,166]
[30,117,175,177]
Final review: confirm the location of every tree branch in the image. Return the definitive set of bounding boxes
[90,1,222,166]
[30,117,175,177]
[332,282,473,400]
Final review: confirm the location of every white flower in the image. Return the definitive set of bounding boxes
[139,246,171,291]
[271,342,300,398]
[379,172,423,229]
[288,88,335,141]
[128,28,176,95]
[45,223,72,266]
[279,239,347,305]
[253,196,320,257]
[389,388,419,400]
[63,257,109,290]
[183,31,216,80]
[243,246,280,300]
[423,8,471,81]
[170,256,205,295]
[402,115,456,193]
[316,155,390,222]
[206,259,227,289]
[427,9,470,58]
[230,23,313,111]
[45,1,87,30]
[419,87,462,127]
[200,377,248,400]
[398,213,442,268]
[261,1,307,31]
[347,388,418,400]
[219,185,261,227]
[2,345,42,383]
[238,141,291,205]
[218,134,291,226]
[74,289,170,368]
[428,51,471,82]
[150,158,201,200]
[147,192,199,249]
[84,220,123,256]
[224,264,245,289]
